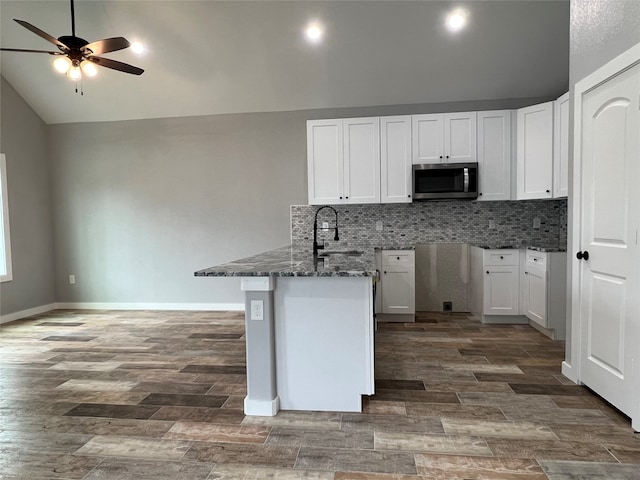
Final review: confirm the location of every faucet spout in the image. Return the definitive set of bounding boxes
[313,206,339,255]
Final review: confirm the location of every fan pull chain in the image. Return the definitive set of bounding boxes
[73,80,84,95]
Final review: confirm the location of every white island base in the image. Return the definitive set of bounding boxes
[241,276,375,415]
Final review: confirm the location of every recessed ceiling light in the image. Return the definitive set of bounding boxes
[131,42,145,54]
[446,7,469,33]
[304,23,324,43]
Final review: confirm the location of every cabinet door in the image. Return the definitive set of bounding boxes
[516,102,553,199]
[444,112,477,163]
[343,118,380,204]
[483,266,519,315]
[553,92,570,198]
[525,269,547,327]
[381,266,416,314]
[412,114,444,164]
[307,119,344,205]
[477,110,512,201]
[381,116,412,203]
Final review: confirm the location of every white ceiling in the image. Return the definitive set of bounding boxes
[0,1,569,125]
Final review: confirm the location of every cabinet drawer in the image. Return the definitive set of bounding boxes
[382,250,415,266]
[483,249,519,266]
[526,250,547,271]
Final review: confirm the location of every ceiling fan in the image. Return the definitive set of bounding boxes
[0,0,144,81]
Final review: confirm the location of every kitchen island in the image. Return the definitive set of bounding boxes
[195,245,377,416]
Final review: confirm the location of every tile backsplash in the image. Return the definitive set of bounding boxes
[291,199,567,251]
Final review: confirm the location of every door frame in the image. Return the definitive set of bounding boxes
[567,41,640,431]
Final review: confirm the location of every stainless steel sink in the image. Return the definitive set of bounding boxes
[318,250,364,257]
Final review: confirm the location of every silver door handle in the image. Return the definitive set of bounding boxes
[463,168,469,192]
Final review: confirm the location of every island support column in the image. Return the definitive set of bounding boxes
[240,277,279,416]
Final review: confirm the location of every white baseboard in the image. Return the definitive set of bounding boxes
[54,302,244,311]
[0,302,244,324]
[561,361,578,383]
[244,396,280,416]
[0,303,57,324]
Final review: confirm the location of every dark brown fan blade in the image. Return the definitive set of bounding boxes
[82,37,130,55]
[14,19,69,51]
[87,56,144,75]
[0,48,63,55]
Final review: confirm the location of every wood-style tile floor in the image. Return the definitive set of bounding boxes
[1,310,639,479]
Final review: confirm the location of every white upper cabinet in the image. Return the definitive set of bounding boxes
[516,101,554,199]
[412,112,477,164]
[553,92,570,198]
[307,118,379,205]
[445,112,477,163]
[411,114,443,163]
[380,116,412,203]
[307,119,344,205]
[343,118,380,204]
[477,110,512,201]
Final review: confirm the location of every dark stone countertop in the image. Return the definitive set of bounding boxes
[471,244,566,253]
[194,245,378,278]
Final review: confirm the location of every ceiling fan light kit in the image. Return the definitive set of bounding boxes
[1,0,144,87]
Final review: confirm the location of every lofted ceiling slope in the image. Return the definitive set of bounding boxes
[0,1,569,125]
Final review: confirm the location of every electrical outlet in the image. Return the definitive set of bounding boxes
[533,217,541,229]
[322,221,329,231]
[376,220,383,231]
[250,300,264,321]
[489,219,496,229]
[69,274,76,284]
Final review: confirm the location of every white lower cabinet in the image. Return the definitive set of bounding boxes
[524,267,547,324]
[483,265,520,315]
[473,249,521,317]
[522,249,567,339]
[378,250,415,322]
[470,247,566,338]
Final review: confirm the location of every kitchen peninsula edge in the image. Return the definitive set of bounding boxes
[195,245,378,416]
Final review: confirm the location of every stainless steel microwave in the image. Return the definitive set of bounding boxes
[412,163,478,200]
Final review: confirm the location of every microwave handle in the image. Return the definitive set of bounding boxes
[463,167,469,193]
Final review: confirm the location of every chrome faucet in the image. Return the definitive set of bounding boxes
[313,206,339,255]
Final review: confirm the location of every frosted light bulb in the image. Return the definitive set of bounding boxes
[81,60,98,77]
[53,56,71,73]
[131,42,144,54]
[67,65,82,80]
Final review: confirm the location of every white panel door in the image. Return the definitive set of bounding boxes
[477,110,512,201]
[516,102,553,199]
[483,266,519,315]
[412,114,444,164]
[307,120,344,205]
[553,92,570,198]
[525,269,547,327]
[343,118,380,204]
[381,116,412,203]
[579,63,640,418]
[444,112,477,163]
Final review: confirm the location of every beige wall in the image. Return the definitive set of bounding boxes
[0,77,56,315]
[47,97,553,306]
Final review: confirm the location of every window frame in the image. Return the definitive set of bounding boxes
[0,153,13,282]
